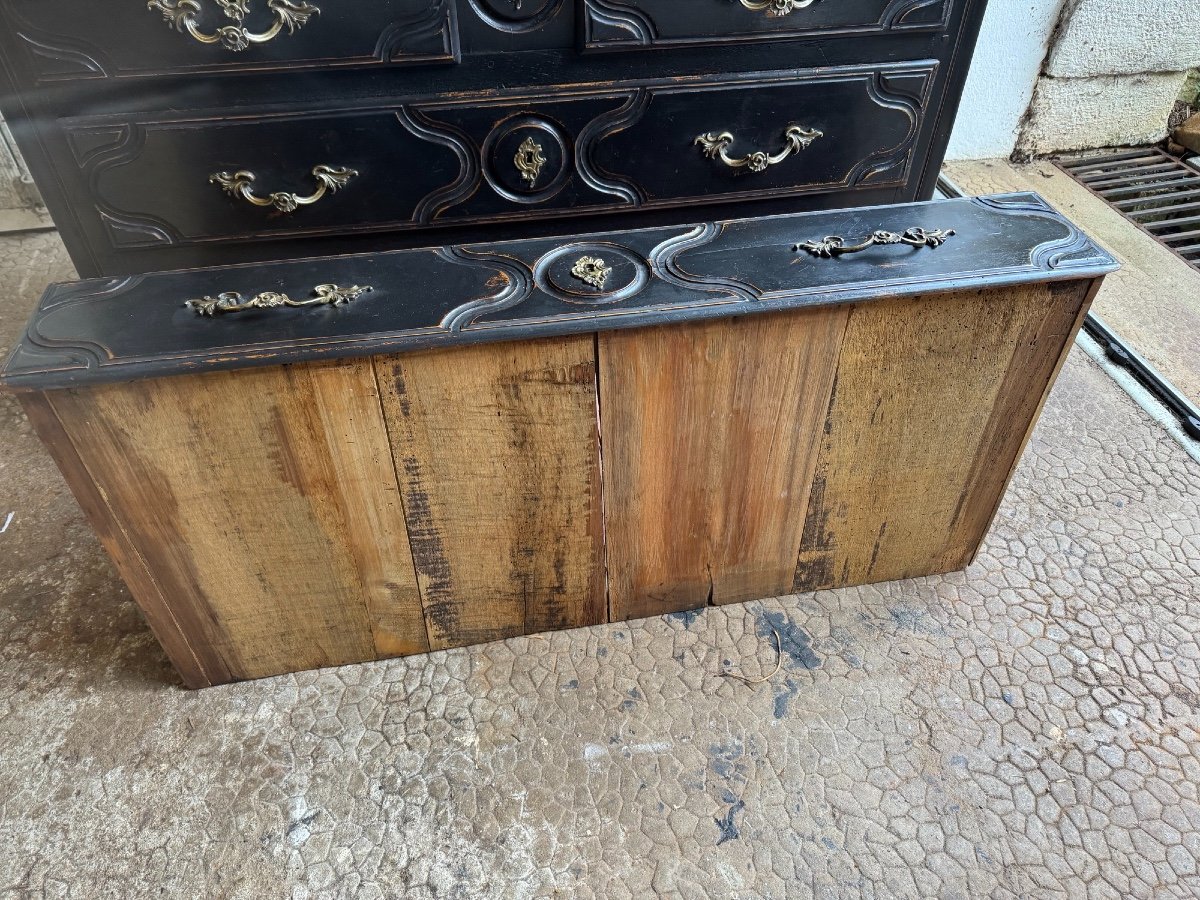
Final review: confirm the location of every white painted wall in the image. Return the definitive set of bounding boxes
[949,0,1200,160]
[945,0,1065,160]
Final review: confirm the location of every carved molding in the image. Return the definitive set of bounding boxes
[574,90,651,206]
[436,245,535,330]
[466,0,566,34]
[582,0,657,46]
[4,194,1118,391]
[373,0,460,64]
[396,108,480,224]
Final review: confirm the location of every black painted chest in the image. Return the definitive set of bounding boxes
[0,0,988,277]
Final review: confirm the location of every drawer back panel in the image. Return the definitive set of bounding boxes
[61,64,937,252]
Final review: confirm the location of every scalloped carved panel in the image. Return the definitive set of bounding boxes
[582,0,953,50]
[1,0,458,85]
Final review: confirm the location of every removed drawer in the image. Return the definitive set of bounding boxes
[0,0,458,85]
[581,0,953,51]
[61,63,938,252]
[2,194,1116,685]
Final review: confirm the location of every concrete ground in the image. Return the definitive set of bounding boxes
[2,173,1200,898]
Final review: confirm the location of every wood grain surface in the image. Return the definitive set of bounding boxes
[375,335,605,650]
[600,308,850,620]
[793,281,1095,592]
[41,359,426,682]
[16,274,1098,685]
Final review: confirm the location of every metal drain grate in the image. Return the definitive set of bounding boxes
[1057,148,1200,271]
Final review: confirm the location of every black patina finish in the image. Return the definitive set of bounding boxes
[0,193,1119,391]
[0,0,988,278]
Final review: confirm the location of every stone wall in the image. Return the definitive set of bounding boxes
[949,0,1200,161]
[1016,0,1199,157]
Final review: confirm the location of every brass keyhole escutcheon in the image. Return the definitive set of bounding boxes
[514,137,547,188]
[571,256,612,291]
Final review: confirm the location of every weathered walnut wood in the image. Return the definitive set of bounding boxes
[375,336,606,650]
[38,360,427,684]
[793,282,1094,593]
[600,307,850,620]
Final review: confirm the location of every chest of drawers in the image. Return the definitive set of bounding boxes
[0,0,988,278]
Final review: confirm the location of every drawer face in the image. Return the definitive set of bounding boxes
[62,64,937,252]
[581,0,953,50]
[0,0,458,84]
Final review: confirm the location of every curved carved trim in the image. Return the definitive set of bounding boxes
[67,126,132,168]
[582,0,657,46]
[882,0,952,29]
[373,0,460,63]
[971,195,1112,271]
[70,123,185,247]
[648,223,760,303]
[24,276,148,373]
[575,90,651,206]
[98,209,182,247]
[396,108,480,224]
[466,0,566,34]
[15,31,108,79]
[436,246,535,331]
[845,70,928,188]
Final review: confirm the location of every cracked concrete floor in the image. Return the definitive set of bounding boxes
[2,226,1200,900]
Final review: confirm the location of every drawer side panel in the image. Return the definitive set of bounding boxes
[38,358,429,682]
[793,279,1095,592]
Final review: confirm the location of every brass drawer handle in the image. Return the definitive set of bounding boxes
[738,0,818,16]
[185,283,372,316]
[795,227,956,258]
[695,125,822,174]
[148,0,319,52]
[210,164,357,213]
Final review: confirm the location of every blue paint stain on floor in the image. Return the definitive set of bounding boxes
[773,677,801,719]
[887,604,948,636]
[714,799,745,845]
[756,609,823,670]
[708,741,745,781]
[667,607,704,629]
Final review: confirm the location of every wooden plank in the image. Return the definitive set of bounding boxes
[793,282,1093,592]
[375,335,605,650]
[599,307,851,620]
[44,358,427,682]
[18,392,228,689]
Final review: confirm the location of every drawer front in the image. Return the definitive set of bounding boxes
[61,64,937,252]
[0,0,458,84]
[581,0,953,50]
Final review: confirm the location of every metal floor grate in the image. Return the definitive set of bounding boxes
[1057,148,1200,271]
